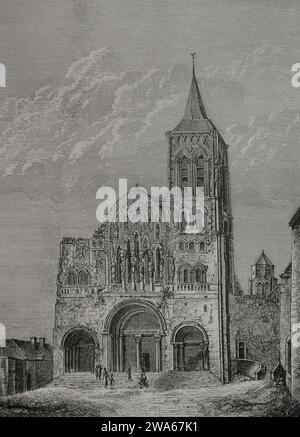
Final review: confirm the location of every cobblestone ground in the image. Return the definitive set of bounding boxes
[0,372,296,417]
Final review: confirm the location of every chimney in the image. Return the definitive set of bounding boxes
[30,336,37,347]
[39,337,46,348]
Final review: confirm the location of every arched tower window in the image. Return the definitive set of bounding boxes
[78,270,89,286]
[155,224,160,240]
[179,241,185,251]
[196,155,204,187]
[180,157,189,188]
[257,282,262,296]
[68,270,77,286]
[200,241,206,252]
[126,240,131,283]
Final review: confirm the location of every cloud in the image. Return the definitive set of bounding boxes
[0,44,298,212]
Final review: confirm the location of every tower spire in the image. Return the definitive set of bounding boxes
[183,52,207,120]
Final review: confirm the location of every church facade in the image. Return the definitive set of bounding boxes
[53,63,235,382]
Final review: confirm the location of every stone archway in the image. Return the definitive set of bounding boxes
[103,300,166,372]
[62,328,97,373]
[171,323,209,371]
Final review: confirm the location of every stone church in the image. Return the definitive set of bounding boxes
[53,62,235,382]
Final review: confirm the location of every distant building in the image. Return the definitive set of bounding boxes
[0,337,53,397]
[288,207,300,401]
[248,250,278,298]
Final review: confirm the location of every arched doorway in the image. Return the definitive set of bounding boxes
[63,328,96,373]
[172,323,209,371]
[103,300,166,372]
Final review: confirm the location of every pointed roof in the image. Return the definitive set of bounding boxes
[255,250,273,266]
[172,55,211,133]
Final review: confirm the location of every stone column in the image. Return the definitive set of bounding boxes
[65,348,69,372]
[116,335,120,372]
[173,344,179,371]
[154,335,161,372]
[135,335,142,372]
[148,250,154,292]
[72,348,76,372]
[178,344,184,371]
[119,335,124,372]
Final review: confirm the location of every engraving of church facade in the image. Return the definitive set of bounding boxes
[53,64,235,383]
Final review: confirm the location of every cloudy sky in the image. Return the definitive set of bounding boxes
[1,0,300,340]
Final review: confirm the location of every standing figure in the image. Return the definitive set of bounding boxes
[94,362,99,380]
[98,363,103,381]
[109,369,115,388]
[103,367,109,387]
[127,363,132,381]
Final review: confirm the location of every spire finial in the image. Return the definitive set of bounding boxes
[190,51,196,76]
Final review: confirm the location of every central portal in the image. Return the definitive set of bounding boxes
[104,300,166,372]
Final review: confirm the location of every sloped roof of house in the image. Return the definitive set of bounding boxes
[4,339,52,361]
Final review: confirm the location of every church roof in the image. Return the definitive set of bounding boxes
[289,206,300,229]
[254,250,273,266]
[171,57,212,134]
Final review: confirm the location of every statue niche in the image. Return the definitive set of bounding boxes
[92,250,107,288]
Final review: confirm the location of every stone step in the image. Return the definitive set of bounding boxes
[49,370,220,390]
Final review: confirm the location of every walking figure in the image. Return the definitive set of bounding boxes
[109,369,115,388]
[103,367,109,387]
[127,363,132,381]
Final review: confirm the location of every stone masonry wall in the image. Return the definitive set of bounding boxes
[230,294,280,373]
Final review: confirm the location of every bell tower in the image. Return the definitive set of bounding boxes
[166,54,235,382]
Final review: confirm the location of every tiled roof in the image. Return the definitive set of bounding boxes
[4,339,52,361]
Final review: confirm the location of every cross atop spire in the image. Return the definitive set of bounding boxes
[191,51,196,73]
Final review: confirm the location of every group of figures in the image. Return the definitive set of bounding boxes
[94,362,149,389]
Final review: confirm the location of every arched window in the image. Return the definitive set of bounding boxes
[155,224,160,240]
[189,242,194,251]
[78,270,89,286]
[126,240,131,283]
[200,241,206,252]
[180,157,189,188]
[155,247,161,283]
[257,282,262,296]
[179,241,185,251]
[194,267,206,283]
[183,268,189,284]
[68,270,77,286]
[196,155,204,187]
